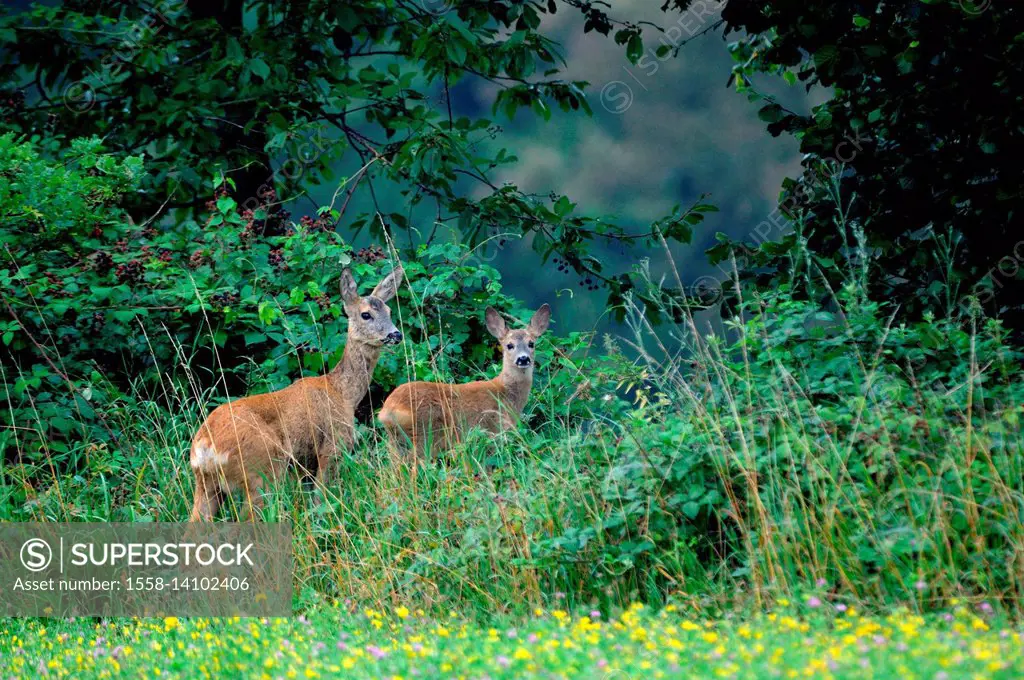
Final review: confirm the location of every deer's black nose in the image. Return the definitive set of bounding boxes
[515,355,532,367]
[385,331,403,345]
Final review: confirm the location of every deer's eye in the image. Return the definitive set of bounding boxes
[528,341,534,348]
[506,343,514,350]
[361,312,372,320]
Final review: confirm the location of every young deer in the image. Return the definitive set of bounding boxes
[188,266,404,521]
[378,304,550,459]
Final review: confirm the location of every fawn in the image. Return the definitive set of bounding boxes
[188,266,404,521]
[378,304,551,458]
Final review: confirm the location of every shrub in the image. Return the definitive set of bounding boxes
[604,266,1024,610]
[0,135,592,466]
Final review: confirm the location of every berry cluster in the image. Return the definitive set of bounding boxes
[79,311,105,334]
[552,256,601,292]
[355,244,387,264]
[314,293,331,311]
[210,291,240,309]
[204,185,230,213]
[239,201,292,242]
[115,259,145,285]
[88,250,114,274]
[268,247,286,270]
[0,89,24,113]
[188,249,209,269]
[299,214,333,233]
[206,185,292,242]
[44,271,71,297]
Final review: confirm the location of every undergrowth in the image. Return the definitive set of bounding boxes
[3,251,1022,620]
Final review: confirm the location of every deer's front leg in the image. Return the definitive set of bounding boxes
[316,422,353,487]
[315,439,339,487]
[497,410,518,434]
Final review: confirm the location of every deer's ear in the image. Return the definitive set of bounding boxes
[485,307,507,339]
[340,268,359,304]
[528,303,551,335]
[371,265,403,302]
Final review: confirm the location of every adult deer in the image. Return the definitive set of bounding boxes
[378,304,550,459]
[188,266,404,521]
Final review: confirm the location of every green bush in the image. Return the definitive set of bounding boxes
[607,272,1024,609]
[0,135,594,465]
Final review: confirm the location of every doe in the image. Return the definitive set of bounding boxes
[378,304,550,459]
[188,266,404,521]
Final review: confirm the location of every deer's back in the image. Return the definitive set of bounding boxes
[191,376,353,478]
[379,379,509,435]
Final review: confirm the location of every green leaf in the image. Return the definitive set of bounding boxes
[446,40,467,66]
[813,45,839,70]
[444,15,477,44]
[226,37,243,61]
[258,301,282,325]
[626,34,644,63]
[249,58,270,80]
[758,103,786,123]
[506,31,526,48]
[553,195,574,217]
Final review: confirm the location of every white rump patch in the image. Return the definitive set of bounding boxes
[190,441,229,471]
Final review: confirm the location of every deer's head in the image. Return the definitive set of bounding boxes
[486,303,551,372]
[340,266,404,347]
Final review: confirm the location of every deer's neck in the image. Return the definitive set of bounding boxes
[495,365,534,415]
[328,340,382,406]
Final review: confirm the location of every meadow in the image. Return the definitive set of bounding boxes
[3,601,1022,679]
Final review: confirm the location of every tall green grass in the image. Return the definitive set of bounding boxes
[3,241,1023,620]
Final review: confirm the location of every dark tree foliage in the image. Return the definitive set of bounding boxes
[0,0,720,458]
[0,0,709,312]
[653,0,1024,329]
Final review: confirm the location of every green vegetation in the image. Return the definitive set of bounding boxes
[684,0,1024,329]
[2,2,1024,679]
[3,602,1022,679]
[0,0,706,318]
[4,242,1022,615]
[2,127,1024,680]
[3,141,1022,616]
[0,135,595,457]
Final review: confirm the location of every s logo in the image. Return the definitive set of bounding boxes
[20,538,53,572]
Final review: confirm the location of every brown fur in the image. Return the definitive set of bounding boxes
[188,266,403,521]
[379,304,551,459]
